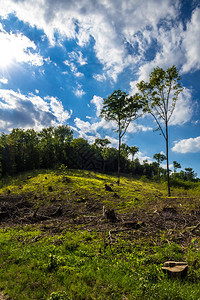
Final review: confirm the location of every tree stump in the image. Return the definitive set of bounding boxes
[105,209,117,222]
[162,261,188,279]
[105,184,113,192]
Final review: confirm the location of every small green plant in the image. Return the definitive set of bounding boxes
[48,291,70,300]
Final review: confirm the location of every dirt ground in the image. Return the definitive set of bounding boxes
[0,193,200,247]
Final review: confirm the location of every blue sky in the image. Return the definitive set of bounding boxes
[0,0,200,176]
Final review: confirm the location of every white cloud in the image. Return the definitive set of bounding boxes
[129,22,185,95]
[64,60,84,77]
[0,88,71,132]
[0,77,8,84]
[0,26,44,67]
[74,117,95,135]
[172,136,200,154]
[73,117,101,142]
[1,0,199,87]
[0,0,179,81]
[69,51,87,66]
[90,95,103,117]
[126,122,152,133]
[182,8,200,73]
[27,94,49,112]
[161,163,173,170]
[135,151,152,164]
[73,84,86,97]
[169,88,194,125]
[104,135,118,147]
[46,96,72,123]
[93,73,106,82]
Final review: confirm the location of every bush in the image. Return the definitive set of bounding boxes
[170,178,196,189]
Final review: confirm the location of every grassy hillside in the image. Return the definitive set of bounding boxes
[0,169,200,299]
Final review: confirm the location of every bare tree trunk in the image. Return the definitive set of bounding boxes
[166,121,171,197]
[117,132,121,185]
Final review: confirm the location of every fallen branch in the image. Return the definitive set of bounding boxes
[32,207,39,218]
[191,223,200,232]
[50,206,62,217]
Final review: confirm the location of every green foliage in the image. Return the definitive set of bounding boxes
[137,65,183,129]
[173,161,181,172]
[0,125,73,176]
[170,177,196,189]
[153,153,166,164]
[100,89,143,135]
[137,65,184,196]
[100,89,143,183]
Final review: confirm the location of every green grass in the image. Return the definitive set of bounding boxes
[0,169,170,211]
[0,227,200,300]
[0,169,200,299]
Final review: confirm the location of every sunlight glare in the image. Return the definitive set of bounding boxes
[0,36,14,68]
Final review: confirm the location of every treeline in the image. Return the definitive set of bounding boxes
[0,125,198,182]
[0,126,154,178]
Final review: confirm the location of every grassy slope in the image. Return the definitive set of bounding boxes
[0,169,200,300]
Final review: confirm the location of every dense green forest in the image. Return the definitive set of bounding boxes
[0,125,198,183]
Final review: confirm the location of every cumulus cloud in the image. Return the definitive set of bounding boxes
[1,0,199,83]
[172,136,200,154]
[74,117,96,135]
[0,89,71,132]
[182,8,200,73]
[47,96,72,123]
[0,0,180,81]
[135,151,152,164]
[104,135,118,147]
[90,95,103,117]
[169,88,194,125]
[0,25,44,67]
[126,123,152,133]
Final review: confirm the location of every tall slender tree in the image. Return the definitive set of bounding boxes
[100,89,143,184]
[137,65,183,196]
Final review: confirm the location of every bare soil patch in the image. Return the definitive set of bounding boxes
[0,193,200,248]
